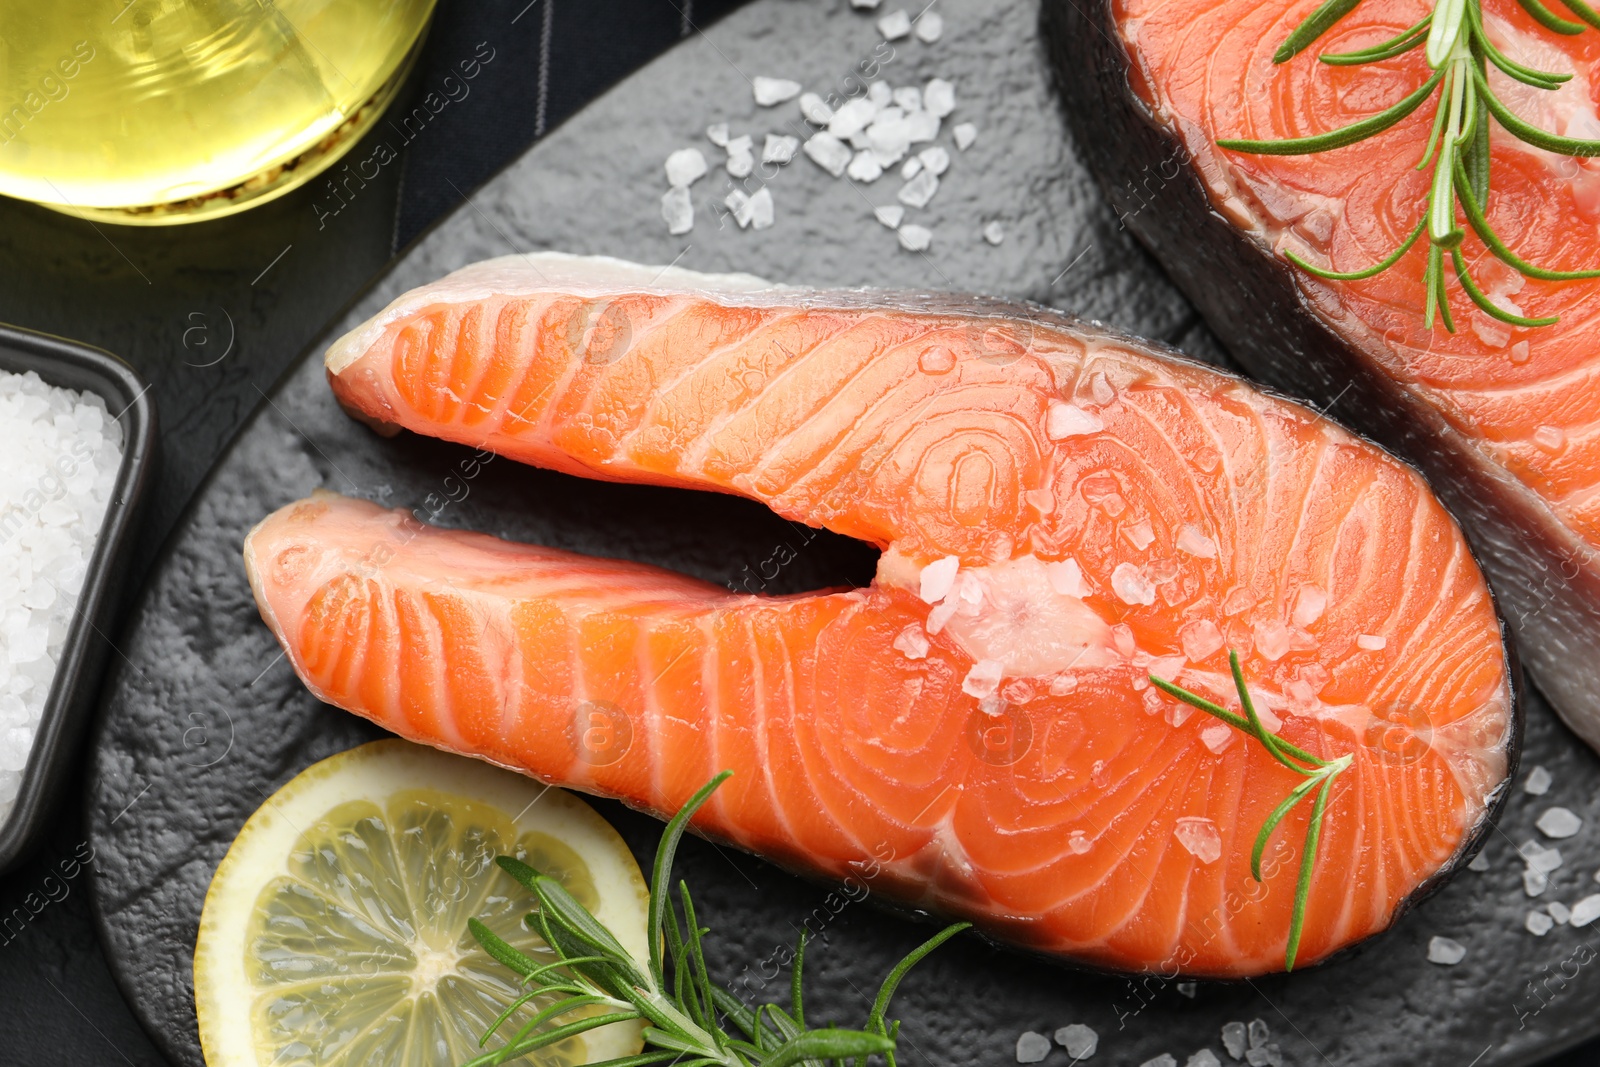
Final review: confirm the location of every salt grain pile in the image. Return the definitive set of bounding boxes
[0,370,122,821]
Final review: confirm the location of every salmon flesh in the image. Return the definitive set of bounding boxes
[245,253,1516,977]
[1047,0,1600,750]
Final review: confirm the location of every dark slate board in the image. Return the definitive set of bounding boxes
[84,1,1600,1065]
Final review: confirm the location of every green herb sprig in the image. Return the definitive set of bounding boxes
[463,770,969,1067]
[1218,0,1600,331]
[1150,650,1352,971]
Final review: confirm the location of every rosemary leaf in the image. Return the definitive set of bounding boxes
[765,1029,897,1067]
[1286,772,1343,971]
[1451,248,1561,326]
[648,770,732,990]
[1217,68,1445,155]
[1475,63,1600,154]
[1321,15,1431,64]
[1276,0,1365,62]
[1557,0,1600,29]
[1452,157,1600,279]
[1284,220,1426,280]
[790,931,807,1028]
[1518,0,1587,33]
[1251,776,1323,881]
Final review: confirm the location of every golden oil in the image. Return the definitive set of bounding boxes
[0,0,436,224]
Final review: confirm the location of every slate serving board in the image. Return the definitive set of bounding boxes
[84,1,1600,1065]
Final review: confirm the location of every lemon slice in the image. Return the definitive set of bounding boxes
[195,739,649,1067]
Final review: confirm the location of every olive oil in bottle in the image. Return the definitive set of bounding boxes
[0,0,436,224]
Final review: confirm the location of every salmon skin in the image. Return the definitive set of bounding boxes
[1046,0,1600,750]
[247,252,1517,977]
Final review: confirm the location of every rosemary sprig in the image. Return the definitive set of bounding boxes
[1149,650,1352,972]
[463,770,969,1067]
[1217,0,1600,330]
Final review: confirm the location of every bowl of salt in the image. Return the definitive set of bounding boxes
[0,324,155,873]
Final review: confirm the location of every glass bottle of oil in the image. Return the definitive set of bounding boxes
[0,0,437,224]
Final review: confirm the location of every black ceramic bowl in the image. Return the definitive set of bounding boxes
[0,324,155,874]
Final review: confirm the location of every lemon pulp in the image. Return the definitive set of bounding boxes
[196,740,649,1067]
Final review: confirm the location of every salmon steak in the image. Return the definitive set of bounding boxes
[1048,0,1600,748]
[245,253,1516,977]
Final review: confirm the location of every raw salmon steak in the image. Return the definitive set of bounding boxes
[1048,0,1600,748]
[245,253,1517,977]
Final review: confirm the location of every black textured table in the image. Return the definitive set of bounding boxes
[1,1,1596,1064]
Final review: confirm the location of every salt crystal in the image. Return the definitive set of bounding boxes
[1468,852,1491,871]
[1046,402,1103,439]
[1292,585,1326,627]
[706,122,730,147]
[1174,816,1222,864]
[1001,679,1035,705]
[1189,1053,1222,1067]
[1247,1021,1269,1050]
[924,78,956,117]
[898,224,932,252]
[1472,312,1511,349]
[1549,901,1572,924]
[963,659,1005,701]
[1112,563,1156,606]
[1047,558,1091,598]
[913,10,944,41]
[1182,619,1225,662]
[894,86,922,111]
[1538,807,1583,839]
[1201,724,1234,754]
[901,157,923,179]
[1011,1031,1053,1064]
[1524,765,1552,795]
[1254,620,1292,662]
[1356,633,1386,651]
[898,170,940,208]
[661,187,694,235]
[878,9,912,39]
[752,76,802,106]
[1525,867,1550,896]
[741,187,774,230]
[803,132,852,177]
[1571,894,1600,926]
[1050,673,1079,696]
[1177,982,1197,999]
[726,150,754,178]
[1511,340,1531,364]
[664,147,708,187]
[919,556,960,603]
[724,189,751,226]
[1055,1023,1097,1058]
[799,92,834,125]
[1068,829,1092,853]
[867,115,913,165]
[850,0,881,7]
[762,134,799,165]
[1112,623,1137,658]
[919,145,950,176]
[983,221,1005,245]
[1534,425,1565,451]
[1141,1056,1177,1067]
[1244,1048,1282,1067]
[1124,519,1155,550]
[892,625,930,660]
[1523,840,1563,873]
[848,151,884,182]
[1176,524,1217,558]
[953,121,978,149]
[829,97,878,140]
[906,108,941,143]
[1221,1022,1247,1060]
[1527,910,1554,935]
[876,205,906,229]
[868,80,892,107]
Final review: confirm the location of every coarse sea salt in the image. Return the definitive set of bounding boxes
[1055,1023,1097,1058]
[878,9,912,39]
[0,369,123,821]
[752,76,802,106]
[1428,936,1467,965]
[897,224,932,252]
[1538,806,1583,839]
[1174,816,1222,864]
[1524,765,1553,795]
